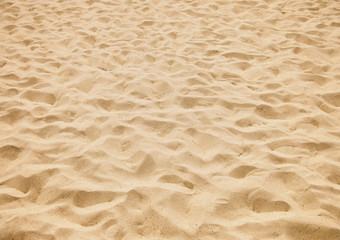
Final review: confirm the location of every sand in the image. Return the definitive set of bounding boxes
[0,0,340,239]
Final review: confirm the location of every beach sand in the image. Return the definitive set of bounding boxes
[0,0,340,239]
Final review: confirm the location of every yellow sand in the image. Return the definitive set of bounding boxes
[1,0,340,239]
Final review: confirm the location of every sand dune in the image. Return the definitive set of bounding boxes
[1,0,340,239]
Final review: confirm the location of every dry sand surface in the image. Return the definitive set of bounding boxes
[1,0,340,239]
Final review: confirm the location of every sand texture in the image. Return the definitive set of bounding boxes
[1,0,340,239]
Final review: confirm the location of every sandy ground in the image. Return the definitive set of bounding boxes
[0,0,340,239]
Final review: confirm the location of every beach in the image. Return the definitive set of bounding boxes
[0,0,340,239]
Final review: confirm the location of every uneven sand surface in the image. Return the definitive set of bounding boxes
[1,0,340,239]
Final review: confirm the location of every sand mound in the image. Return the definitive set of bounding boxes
[0,0,340,239]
